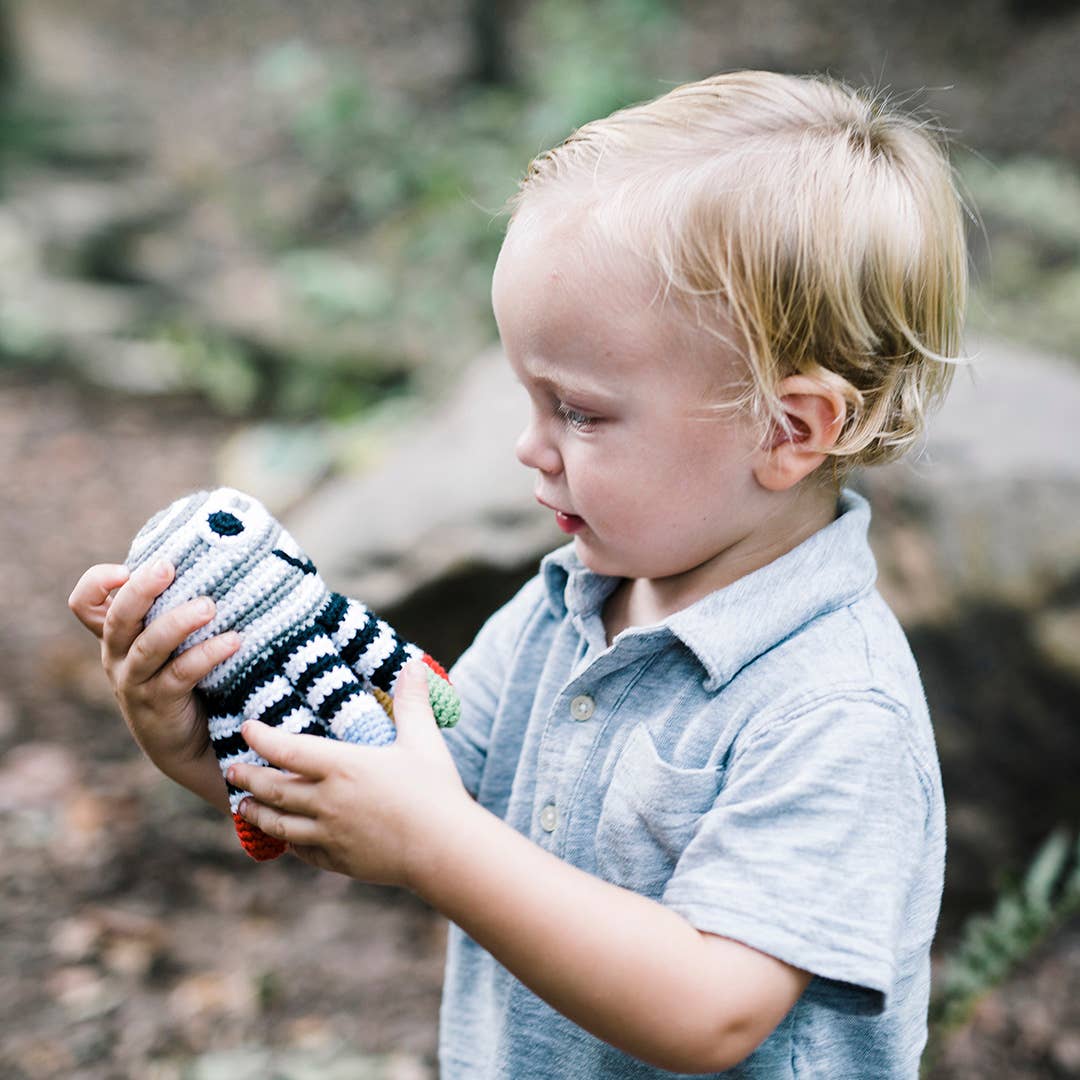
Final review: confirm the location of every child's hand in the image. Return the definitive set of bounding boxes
[229,660,469,887]
[68,560,240,777]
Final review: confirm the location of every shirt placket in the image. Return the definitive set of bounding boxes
[530,627,660,860]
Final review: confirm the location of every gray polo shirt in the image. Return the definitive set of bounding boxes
[439,490,945,1078]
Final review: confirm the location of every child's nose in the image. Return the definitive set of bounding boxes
[515,417,562,475]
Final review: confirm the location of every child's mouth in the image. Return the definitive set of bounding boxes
[536,495,585,534]
[554,511,585,534]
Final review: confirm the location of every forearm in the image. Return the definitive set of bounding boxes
[412,800,761,1072]
[227,686,803,1068]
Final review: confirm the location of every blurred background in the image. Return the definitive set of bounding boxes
[1,1,1079,1077]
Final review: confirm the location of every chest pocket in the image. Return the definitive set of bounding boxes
[595,723,721,897]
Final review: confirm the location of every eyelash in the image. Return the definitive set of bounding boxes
[555,402,599,431]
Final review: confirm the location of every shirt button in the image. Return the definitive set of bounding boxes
[569,694,595,721]
[539,804,559,832]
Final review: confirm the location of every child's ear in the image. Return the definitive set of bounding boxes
[753,375,847,492]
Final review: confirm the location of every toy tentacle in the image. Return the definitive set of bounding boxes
[292,627,396,746]
[320,593,459,727]
[204,633,341,862]
[205,699,288,862]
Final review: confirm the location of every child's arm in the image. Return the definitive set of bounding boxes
[68,560,240,813]
[230,662,810,1073]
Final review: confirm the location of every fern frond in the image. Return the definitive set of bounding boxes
[927,827,1080,1055]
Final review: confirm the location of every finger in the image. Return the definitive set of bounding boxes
[102,559,176,663]
[237,798,322,848]
[123,596,223,684]
[391,659,437,741]
[241,721,339,779]
[68,564,130,637]
[227,762,319,817]
[162,629,242,693]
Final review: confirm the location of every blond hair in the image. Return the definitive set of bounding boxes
[509,71,968,468]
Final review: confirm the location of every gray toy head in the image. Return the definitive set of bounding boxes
[125,487,329,692]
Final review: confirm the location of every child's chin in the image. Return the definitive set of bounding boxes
[573,536,627,578]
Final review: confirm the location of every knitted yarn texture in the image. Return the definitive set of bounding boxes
[125,487,459,861]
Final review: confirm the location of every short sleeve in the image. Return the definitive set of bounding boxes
[444,574,547,796]
[662,694,930,1012]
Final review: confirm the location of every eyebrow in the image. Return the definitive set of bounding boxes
[518,363,619,405]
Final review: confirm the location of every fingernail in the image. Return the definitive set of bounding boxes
[225,767,236,783]
[394,660,423,699]
[152,558,172,578]
[197,597,215,618]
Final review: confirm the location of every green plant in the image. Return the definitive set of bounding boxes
[278,250,395,326]
[962,156,1080,253]
[241,0,688,413]
[0,86,77,190]
[961,154,1080,360]
[924,828,1080,1070]
[520,0,682,138]
[161,324,261,417]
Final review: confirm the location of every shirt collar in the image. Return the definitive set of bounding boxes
[539,489,877,689]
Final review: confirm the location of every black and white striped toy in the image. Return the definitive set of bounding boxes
[125,487,459,861]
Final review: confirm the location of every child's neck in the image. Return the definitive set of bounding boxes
[602,490,839,644]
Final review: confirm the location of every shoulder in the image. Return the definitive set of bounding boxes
[744,587,918,701]
[722,588,940,802]
[484,570,552,630]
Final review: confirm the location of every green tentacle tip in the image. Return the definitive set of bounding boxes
[426,666,461,728]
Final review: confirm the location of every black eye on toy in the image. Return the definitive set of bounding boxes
[208,510,245,537]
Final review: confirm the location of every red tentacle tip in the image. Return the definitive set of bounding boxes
[233,813,286,862]
[421,653,451,682]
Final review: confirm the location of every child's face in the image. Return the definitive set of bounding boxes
[493,210,770,589]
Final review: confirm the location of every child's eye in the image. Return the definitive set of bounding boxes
[556,402,599,431]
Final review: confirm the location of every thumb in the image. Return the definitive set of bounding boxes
[391,659,437,738]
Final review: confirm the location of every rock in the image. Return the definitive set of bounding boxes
[0,207,41,278]
[1032,607,1080,677]
[180,1046,432,1080]
[858,334,1080,617]
[4,1035,76,1079]
[1052,1031,1080,1073]
[180,252,422,382]
[167,970,259,1045]
[0,742,79,812]
[217,421,343,517]
[0,274,146,359]
[0,695,15,741]
[47,964,115,1018]
[49,916,102,965]
[286,346,562,614]
[73,337,190,396]
[7,175,182,277]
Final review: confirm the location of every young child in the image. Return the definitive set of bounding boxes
[69,70,966,1078]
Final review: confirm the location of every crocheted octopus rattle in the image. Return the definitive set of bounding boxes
[125,487,460,861]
